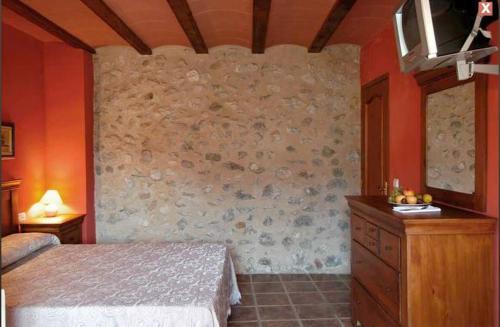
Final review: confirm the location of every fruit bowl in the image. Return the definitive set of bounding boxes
[388,201,432,207]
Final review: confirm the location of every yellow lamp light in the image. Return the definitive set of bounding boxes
[40,190,63,217]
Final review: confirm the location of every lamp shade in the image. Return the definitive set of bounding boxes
[40,190,63,205]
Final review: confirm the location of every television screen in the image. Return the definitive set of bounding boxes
[433,0,497,56]
[401,0,498,57]
[402,0,420,51]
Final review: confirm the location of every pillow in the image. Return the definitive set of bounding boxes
[1,233,60,268]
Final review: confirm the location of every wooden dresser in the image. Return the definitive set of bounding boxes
[346,196,496,327]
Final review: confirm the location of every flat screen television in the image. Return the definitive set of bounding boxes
[393,0,498,73]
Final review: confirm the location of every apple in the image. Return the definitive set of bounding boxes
[423,194,433,204]
[395,195,405,204]
[406,196,418,204]
[403,189,415,197]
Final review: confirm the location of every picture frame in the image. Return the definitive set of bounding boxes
[1,123,15,159]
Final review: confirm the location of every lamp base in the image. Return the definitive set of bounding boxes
[44,204,58,217]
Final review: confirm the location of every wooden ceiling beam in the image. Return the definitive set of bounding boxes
[3,0,95,54]
[308,0,357,53]
[166,0,208,54]
[252,0,271,54]
[81,0,152,55]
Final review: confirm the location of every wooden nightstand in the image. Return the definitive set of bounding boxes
[20,214,85,244]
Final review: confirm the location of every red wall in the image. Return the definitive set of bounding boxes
[43,43,95,243]
[2,23,46,212]
[1,24,95,243]
[360,26,422,191]
[361,23,499,324]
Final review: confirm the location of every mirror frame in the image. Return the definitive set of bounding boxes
[416,67,487,212]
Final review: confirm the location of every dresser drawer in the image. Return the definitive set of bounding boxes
[366,221,379,240]
[363,235,378,254]
[379,229,400,270]
[351,215,365,244]
[352,279,399,327]
[352,241,400,321]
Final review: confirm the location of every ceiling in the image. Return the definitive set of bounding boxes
[2,0,400,53]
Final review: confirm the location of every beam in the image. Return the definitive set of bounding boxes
[81,0,152,55]
[3,0,95,54]
[166,0,208,53]
[308,0,356,53]
[252,0,271,53]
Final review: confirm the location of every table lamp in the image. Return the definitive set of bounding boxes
[40,190,63,217]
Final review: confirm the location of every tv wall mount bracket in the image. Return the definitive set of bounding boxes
[456,0,499,80]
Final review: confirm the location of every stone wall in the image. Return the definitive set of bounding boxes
[94,45,361,273]
[426,82,475,194]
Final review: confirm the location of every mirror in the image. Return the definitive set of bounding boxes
[426,82,475,194]
[417,68,487,211]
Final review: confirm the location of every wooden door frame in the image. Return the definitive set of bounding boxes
[361,74,390,196]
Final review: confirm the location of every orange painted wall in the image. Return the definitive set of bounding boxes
[1,23,46,212]
[360,26,422,191]
[361,23,499,324]
[1,24,95,243]
[43,43,95,243]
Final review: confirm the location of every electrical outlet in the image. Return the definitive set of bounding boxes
[18,212,27,222]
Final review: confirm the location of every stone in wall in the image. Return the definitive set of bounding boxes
[94,44,361,273]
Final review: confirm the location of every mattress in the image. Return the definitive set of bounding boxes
[2,242,240,327]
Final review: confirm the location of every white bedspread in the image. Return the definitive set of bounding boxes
[3,242,240,327]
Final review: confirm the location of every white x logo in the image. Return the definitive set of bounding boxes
[479,2,493,16]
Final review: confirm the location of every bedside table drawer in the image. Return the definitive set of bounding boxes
[59,226,82,244]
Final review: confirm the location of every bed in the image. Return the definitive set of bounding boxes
[1,180,240,327]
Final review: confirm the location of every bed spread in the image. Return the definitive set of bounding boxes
[3,242,240,327]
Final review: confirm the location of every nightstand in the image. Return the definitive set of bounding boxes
[20,214,85,244]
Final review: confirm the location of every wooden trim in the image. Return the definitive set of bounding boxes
[166,0,208,54]
[81,0,152,55]
[252,0,271,54]
[1,180,21,190]
[3,0,95,54]
[361,74,390,196]
[308,0,357,53]
[419,72,488,212]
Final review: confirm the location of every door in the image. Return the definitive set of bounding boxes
[361,74,389,196]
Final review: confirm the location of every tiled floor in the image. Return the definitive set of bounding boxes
[230,274,352,327]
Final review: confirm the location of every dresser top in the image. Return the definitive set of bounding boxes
[345,196,496,234]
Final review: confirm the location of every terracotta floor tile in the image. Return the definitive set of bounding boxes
[256,293,290,305]
[258,305,297,320]
[229,306,258,322]
[309,274,339,281]
[301,319,343,327]
[228,322,259,327]
[253,282,285,293]
[239,283,253,294]
[289,292,326,305]
[237,274,252,283]
[284,281,318,292]
[279,274,312,281]
[237,293,255,306]
[314,281,349,292]
[261,321,301,327]
[322,291,350,303]
[333,303,351,318]
[295,304,337,319]
[251,274,281,282]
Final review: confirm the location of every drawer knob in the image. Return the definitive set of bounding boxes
[385,245,393,251]
[385,287,392,292]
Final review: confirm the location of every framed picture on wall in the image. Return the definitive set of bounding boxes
[1,123,15,159]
